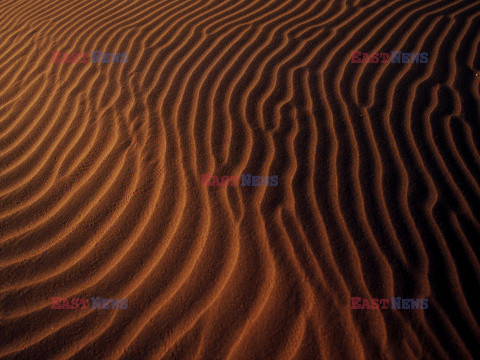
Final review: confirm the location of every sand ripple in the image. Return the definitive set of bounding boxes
[0,0,479,359]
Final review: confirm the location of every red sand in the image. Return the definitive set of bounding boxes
[0,0,479,359]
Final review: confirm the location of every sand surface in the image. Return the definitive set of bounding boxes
[1,0,480,359]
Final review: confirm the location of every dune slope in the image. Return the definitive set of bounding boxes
[0,0,479,359]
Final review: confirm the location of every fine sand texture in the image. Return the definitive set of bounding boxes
[1,0,480,359]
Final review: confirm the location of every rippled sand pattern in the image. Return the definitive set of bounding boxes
[1,0,479,359]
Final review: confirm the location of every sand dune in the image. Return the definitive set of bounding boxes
[0,0,479,359]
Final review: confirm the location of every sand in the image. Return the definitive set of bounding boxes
[0,0,479,359]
